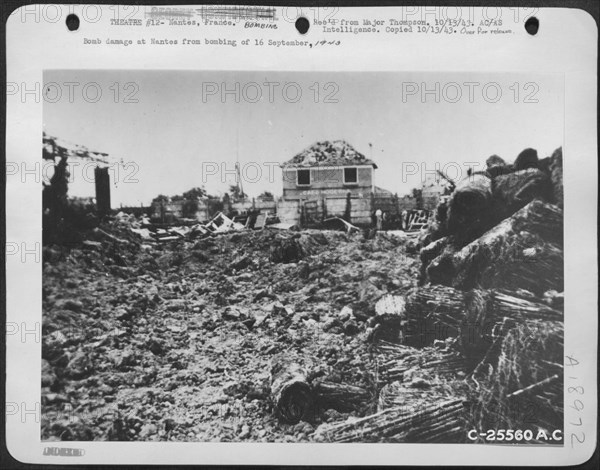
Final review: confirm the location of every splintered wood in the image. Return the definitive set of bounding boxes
[270,358,373,424]
[313,381,374,414]
[315,399,466,443]
[468,319,564,439]
[401,286,563,352]
[367,281,564,443]
[374,341,466,386]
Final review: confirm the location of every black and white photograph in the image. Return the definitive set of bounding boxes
[4,4,597,466]
[40,70,566,443]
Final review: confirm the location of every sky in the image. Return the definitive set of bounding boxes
[43,70,564,206]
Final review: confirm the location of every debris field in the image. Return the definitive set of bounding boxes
[42,225,419,442]
[42,146,564,443]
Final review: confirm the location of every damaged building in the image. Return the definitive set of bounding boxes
[42,132,115,244]
[280,140,399,226]
[43,132,112,214]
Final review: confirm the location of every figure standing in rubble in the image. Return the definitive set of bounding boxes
[401,210,408,231]
[375,208,383,231]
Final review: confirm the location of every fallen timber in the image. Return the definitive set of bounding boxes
[270,360,314,424]
[270,358,373,424]
[374,341,466,386]
[468,319,563,436]
[425,200,563,294]
[314,398,467,443]
[313,380,374,414]
[371,284,562,351]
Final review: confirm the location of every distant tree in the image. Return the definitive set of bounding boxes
[411,188,423,209]
[182,187,207,200]
[151,194,169,222]
[151,194,169,205]
[181,187,207,218]
[229,184,246,201]
[207,198,224,216]
[258,191,274,201]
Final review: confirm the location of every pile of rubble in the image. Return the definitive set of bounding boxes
[122,211,247,243]
[41,218,420,441]
[326,147,564,443]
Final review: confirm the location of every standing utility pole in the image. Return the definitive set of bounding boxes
[236,129,245,200]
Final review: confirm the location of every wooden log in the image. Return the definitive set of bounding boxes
[485,154,514,178]
[419,236,451,284]
[313,381,373,414]
[486,154,506,167]
[513,148,539,171]
[439,164,554,249]
[270,359,315,424]
[491,168,552,221]
[445,174,494,246]
[426,200,563,294]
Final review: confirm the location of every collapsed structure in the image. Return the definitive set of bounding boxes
[43,132,112,213]
[41,139,565,443]
[42,132,114,244]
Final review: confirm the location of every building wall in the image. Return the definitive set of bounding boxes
[276,199,301,224]
[282,166,373,200]
[161,201,184,218]
[297,196,372,226]
[277,194,386,227]
[151,198,211,222]
[321,197,369,222]
[231,199,277,215]
[150,193,430,228]
[195,204,209,221]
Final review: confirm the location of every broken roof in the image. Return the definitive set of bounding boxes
[43,132,110,164]
[282,140,378,169]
